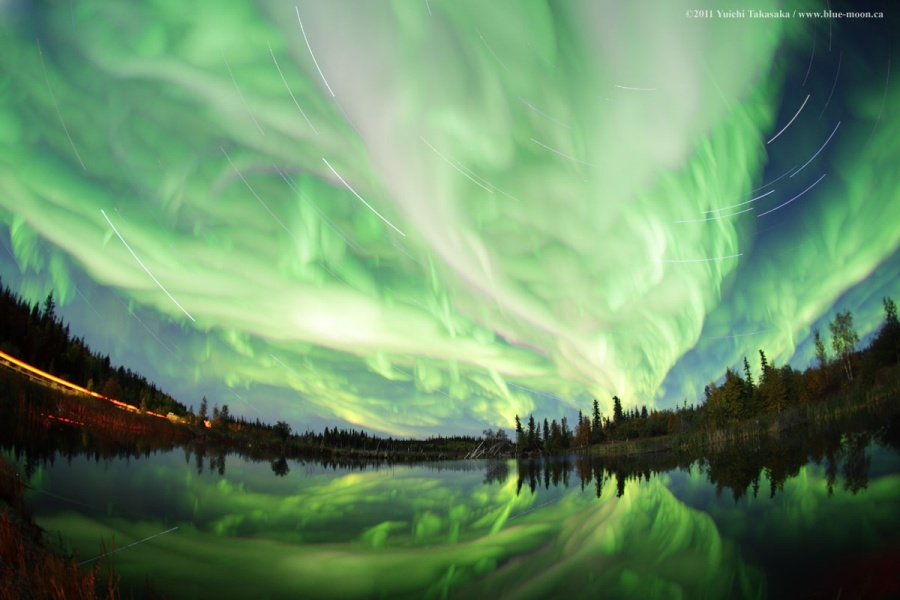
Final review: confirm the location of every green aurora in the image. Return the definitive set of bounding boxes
[0,0,897,435]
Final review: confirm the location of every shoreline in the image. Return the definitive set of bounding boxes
[586,375,900,459]
[2,370,897,598]
[0,454,127,599]
[4,360,899,468]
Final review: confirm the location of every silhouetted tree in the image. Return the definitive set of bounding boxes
[885,297,899,326]
[574,416,591,449]
[814,328,828,368]
[546,419,563,453]
[612,396,623,425]
[218,404,230,430]
[560,416,571,448]
[742,356,754,389]
[42,293,56,325]
[514,415,525,450]
[589,399,603,443]
[274,421,292,445]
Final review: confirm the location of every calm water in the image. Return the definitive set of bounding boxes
[8,428,900,599]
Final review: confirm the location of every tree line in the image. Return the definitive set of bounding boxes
[515,298,900,454]
[0,280,489,459]
[0,279,187,417]
[3,276,897,460]
[512,411,898,501]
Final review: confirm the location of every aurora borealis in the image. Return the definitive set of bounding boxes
[0,1,897,436]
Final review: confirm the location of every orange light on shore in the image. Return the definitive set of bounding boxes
[0,349,104,399]
[43,413,86,427]
[0,349,169,420]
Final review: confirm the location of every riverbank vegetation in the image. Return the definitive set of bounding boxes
[0,454,127,599]
[515,297,900,458]
[513,408,900,502]
[0,279,186,418]
[0,280,483,462]
[1,276,898,464]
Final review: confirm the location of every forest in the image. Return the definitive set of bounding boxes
[0,278,187,417]
[513,297,899,456]
[1,275,898,461]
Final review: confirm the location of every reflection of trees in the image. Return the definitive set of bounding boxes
[515,458,575,495]
[526,460,537,494]
[614,470,626,498]
[706,446,765,501]
[594,469,604,499]
[841,432,871,494]
[507,419,888,501]
[701,424,877,500]
[215,451,226,476]
[3,408,527,486]
[482,460,509,486]
[3,385,888,501]
[816,432,873,497]
[271,455,290,477]
[876,414,900,452]
[763,444,802,499]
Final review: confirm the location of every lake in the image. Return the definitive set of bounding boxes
[7,422,900,599]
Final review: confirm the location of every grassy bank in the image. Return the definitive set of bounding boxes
[589,370,900,459]
[0,455,124,600]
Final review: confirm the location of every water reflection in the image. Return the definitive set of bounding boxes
[17,452,771,599]
[270,455,290,477]
[3,415,900,598]
[5,413,898,506]
[506,421,893,503]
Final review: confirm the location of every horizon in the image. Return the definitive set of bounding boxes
[1,1,897,437]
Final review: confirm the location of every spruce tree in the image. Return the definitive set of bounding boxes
[514,414,525,449]
[743,356,754,389]
[884,296,898,326]
[612,396,623,425]
[814,329,828,368]
[759,350,769,385]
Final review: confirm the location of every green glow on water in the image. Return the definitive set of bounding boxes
[28,453,765,599]
[18,432,900,599]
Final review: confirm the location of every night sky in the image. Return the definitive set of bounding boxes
[0,0,896,437]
